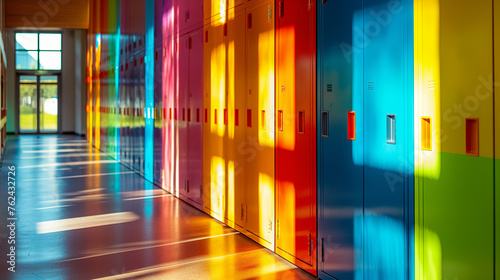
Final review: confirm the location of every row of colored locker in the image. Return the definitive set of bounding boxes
[86,0,500,279]
[0,0,5,152]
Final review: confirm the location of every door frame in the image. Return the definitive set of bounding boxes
[15,72,62,134]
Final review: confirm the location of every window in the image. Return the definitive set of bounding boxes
[16,33,62,70]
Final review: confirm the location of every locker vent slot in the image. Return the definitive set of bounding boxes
[387,114,396,144]
[421,117,432,150]
[466,118,479,156]
[235,109,239,126]
[368,82,375,91]
[277,110,283,131]
[326,84,333,92]
[261,110,266,130]
[247,109,252,127]
[321,111,329,137]
[348,111,356,140]
[298,111,305,133]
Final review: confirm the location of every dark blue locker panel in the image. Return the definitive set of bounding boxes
[361,0,414,278]
[317,0,363,279]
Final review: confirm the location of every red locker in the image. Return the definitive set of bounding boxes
[275,0,317,275]
[178,34,190,199]
[186,28,204,209]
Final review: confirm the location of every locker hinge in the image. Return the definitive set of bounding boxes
[276,219,280,240]
[321,238,324,262]
[308,234,312,256]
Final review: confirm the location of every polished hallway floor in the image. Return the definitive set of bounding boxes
[0,135,315,280]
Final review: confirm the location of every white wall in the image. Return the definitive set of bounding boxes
[6,29,87,135]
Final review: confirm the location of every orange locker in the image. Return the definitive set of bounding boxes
[203,17,227,221]
[245,0,275,250]
[222,5,247,231]
[275,0,316,274]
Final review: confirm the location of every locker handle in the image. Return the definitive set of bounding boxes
[298,110,305,134]
[247,109,252,127]
[197,108,200,123]
[261,110,266,130]
[214,109,218,124]
[188,108,191,122]
[204,108,208,123]
[247,13,252,29]
[347,111,355,140]
[278,110,283,131]
[235,109,239,126]
[421,117,432,150]
[224,109,228,125]
[387,114,396,144]
[466,118,479,156]
[321,111,329,137]
[279,1,284,18]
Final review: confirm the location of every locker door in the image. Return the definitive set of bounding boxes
[178,34,190,199]
[187,29,204,209]
[362,0,413,278]
[224,7,246,231]
[416,1,494,279]
[496,1,500,278]
[163,35,176,194]
[153,0,164,185]
[203,21,226,221]
[245,1,275,250]
[276,0,316,274]
[318,0,363,279]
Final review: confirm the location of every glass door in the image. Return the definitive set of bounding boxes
[40,76,58,132]
[19,75,38,132]
[18,75,59,133]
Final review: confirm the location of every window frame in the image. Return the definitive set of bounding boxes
[15,32,63,71]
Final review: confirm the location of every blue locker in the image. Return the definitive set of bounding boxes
[317,1,363,279]
[318,0,414,279]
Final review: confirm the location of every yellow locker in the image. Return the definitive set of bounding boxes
[415,1,494,279]
[245,0,275,250]
[203,16,227,222]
